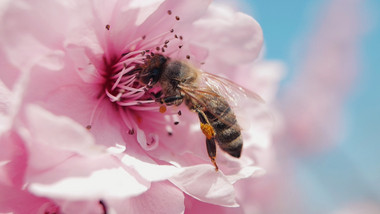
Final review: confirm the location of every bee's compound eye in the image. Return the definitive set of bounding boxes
[139,54,167,86]
[148,68,161,85]
[139,68,161,86]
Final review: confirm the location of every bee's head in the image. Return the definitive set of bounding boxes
[138,54,168,86]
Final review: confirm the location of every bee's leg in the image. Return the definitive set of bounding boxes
[157,95,184,106]
[206,138,219,171]
[196,109,219,171]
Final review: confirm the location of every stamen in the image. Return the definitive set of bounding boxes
[114,54,145,69]
[120,91,145,100]
[114,91,124,101]
[121,14,179,54]
[87,94,106,129]
[118,73,138,86]
[118,106,133,131]
[95,8,190,142]
[137,31,173,51]
[118,86,144,94]
[129,105,160,111]
[111,66,135,91]
[105,89,120,102]
[117,100,155,107]
[121,37,147,53]
[159,46,182,57]
[120,50,147,60]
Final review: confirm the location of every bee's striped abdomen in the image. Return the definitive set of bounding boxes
[204,98,243,158]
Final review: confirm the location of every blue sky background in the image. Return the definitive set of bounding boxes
[240,0,380,213]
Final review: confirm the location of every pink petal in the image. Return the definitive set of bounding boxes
[120,154,182,182]
[184,194,244,214]
[191,4,263,74]
[137,0,212,36]
[23,105,100,162]
[57,200,102,214]
[0,183,55,214]
[0,49,20,90]
[110,182,185,214]
[234,61,285,103]
[136,127,159,151]
[0,0,274,212]
[88,0,144,56]
[66,46,104,84]
[18,106,149,199]
[170,164,238,207]
[0,0,69,71]
[0,131,28,188]
[225,166,265,184]
[0,81,11,129]
[29,161,148,200]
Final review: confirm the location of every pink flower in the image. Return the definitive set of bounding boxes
[279,0,366,154]
[227,0,367,213]
[0,0,273,213]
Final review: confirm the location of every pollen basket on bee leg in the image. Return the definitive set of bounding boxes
[200,123,215,140]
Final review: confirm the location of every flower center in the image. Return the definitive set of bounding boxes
[87,11,187,142]
[101,10,185,110]
[103,50,153,107]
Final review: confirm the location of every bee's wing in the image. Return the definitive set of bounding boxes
[198,72,273,131]
[178,85,240,130]
[200,72,265,107]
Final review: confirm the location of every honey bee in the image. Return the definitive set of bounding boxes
[138,54,265,170]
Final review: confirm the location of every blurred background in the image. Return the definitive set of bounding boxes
[230,0,380,213]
